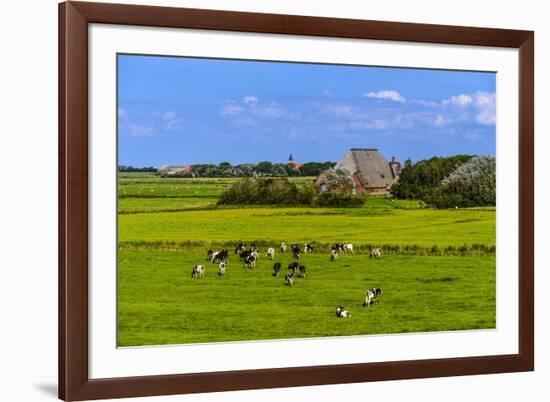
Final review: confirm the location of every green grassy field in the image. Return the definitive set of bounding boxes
[118,173,496,346]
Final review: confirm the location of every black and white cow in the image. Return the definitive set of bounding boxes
[244,254,257,269]
[298,264,306,278]
[218,262,226,277]
[291,243,301,259]
[370,248,381,259]
[343,243,354,253]
[239,250,252,262]
[304,243,314,253]
[332,243,345,253]
[273,262,282,277]
[191,265,206,279]
[336,305,351,318]
[288,261,300,274]
[285,272,295,287]
[234,242,246,254]
[364,287,383,307]
[280,242,287,253]
[211,249,229,263]
[330,248,339,261]
[266,247,275,260]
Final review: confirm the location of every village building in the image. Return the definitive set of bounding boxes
[157,165,193,177]
[287,154,304,171]
[316,148,401,195]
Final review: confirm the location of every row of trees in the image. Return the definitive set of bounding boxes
[189,161,336,178]
[119,165,157,172]
[217,177,364,207]
[391,155,496,208]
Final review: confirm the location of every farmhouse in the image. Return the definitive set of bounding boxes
[316,148,401,195]
[157,165,192,177]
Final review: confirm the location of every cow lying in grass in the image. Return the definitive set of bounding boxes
[336,305,351,318]
[364,287,383,307]
[191,265,206,279]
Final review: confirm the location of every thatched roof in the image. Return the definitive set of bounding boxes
[335,148,396,189]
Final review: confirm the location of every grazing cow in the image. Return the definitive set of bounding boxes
[330,249,339,261]
[218,262,226,277]
[280,242,287,253]
[332,243,344,253]
[288,261,300,274]
[291,244,301,259]
[304,243,314,253]
[234,242,246,254]
[266,248,275,260]
[285,272,295,287]
[336,305,351,318]
[191,265,206,279]
[244,254,257,269]
[298,264,306,278]
[343,243,354,253]
[212,249,229,263]
[273,262,282,277]
[239,250,253,262]
[372,287,383,299]
[364,287,383,307]
[364,289,375,307]
[370,248,381,259]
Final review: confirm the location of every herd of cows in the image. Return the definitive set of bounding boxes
[191,241,384,316]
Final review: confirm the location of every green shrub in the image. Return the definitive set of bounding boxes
[217,177,363,207]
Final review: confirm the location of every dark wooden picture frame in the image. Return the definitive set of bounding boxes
[59,1,534,400]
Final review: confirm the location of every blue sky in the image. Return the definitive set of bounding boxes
[118,54,496,167]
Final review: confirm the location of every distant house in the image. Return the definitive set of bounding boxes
[316,148,401,195]
[157,165,192,177]
[287,154,304,171]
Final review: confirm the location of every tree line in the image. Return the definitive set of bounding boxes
[120,161,336,177]
[391,155,496,208]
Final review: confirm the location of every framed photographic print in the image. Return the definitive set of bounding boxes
[59,1,534,400]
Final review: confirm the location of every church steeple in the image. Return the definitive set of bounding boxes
[288,154,294,163]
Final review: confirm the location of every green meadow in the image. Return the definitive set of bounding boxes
[118,173,496,346]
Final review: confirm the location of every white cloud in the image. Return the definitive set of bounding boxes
[242,96,259,105]
[254,102,283,118]
[411,99,439,107]
[443,94,473,107]
[221,102,245,117]
[442,91,495,126]
[162,111,177,121]
[364,90,406,103]
[161,111,181,130]
[318,104,355,118]
[129,124,154,137]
